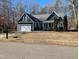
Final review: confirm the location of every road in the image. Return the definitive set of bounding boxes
[0,42,77,59]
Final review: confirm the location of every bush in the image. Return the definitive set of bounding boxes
[13,36,18,38]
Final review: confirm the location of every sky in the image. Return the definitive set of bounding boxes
[12,0,56,7]
[13,0,66,7]
[35,0,55,7]
[12,0,67,8]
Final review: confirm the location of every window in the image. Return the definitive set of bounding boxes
[49,23,53,27]
[52,23,53,27]
[49,23,51,27]
[44,23,48,28]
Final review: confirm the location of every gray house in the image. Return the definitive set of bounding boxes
[17,11,65,32]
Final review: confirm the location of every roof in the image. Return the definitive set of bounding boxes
[18,13,26,22]
[18,11,64,24]
[26,13,42,22]
[33,11,63,22]
[53,11,65,18]
[18,13,42,23]
[46,11,60,21]
[33,14,50,21]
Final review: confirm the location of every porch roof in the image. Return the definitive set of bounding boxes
[43,20,54,23]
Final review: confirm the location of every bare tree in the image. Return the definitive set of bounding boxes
[0,0,12,32]
[45,0,64,13]
[39,7,47,14]
[16,0,26,16]
[31,3,41,14]
[66,0,78,27]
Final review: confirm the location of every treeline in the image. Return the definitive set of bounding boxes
[0,0,78,32]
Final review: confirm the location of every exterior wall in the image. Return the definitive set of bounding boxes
[56,21,64,31]
[17,22,64,32]
[31,23,34,31]
[43,23,53,31]
[34,23,43,31]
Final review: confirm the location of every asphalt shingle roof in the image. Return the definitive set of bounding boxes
[18,11,64,24]
[26,13,42,22]
[33,14,50,21]
[18,13,42,23]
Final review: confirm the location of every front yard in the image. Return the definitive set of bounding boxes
[0,31,78,46]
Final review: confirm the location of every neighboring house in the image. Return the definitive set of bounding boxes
[17,11,65,32]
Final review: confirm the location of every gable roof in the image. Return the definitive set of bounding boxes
[33,11,61,22]
[18,13,26,22]
[18,11,64,24]
[46,11,60,21]
[26,13,42,22]
[18,13,42,23]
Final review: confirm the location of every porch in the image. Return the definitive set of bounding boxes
[43,21,54,31]
[31,21,54,31]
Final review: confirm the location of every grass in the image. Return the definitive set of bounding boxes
[0,31,78,47]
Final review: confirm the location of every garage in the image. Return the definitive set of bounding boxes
[21,24,31,32]
[17,24,31,32]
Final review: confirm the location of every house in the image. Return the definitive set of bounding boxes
[17,11,66,32]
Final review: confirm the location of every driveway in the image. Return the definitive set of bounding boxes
[0,42,77,59]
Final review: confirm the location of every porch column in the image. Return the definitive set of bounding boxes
[48,23,49,30]
[51,23,53,28]
[43,23,44,31]
[32,23,34,31]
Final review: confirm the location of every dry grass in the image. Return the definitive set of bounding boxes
[0,31,78,47]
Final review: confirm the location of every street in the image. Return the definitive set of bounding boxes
[0,42,77,59]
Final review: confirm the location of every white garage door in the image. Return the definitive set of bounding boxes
[21,24,31,32]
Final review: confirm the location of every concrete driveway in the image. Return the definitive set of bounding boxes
[0,42,77,59]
